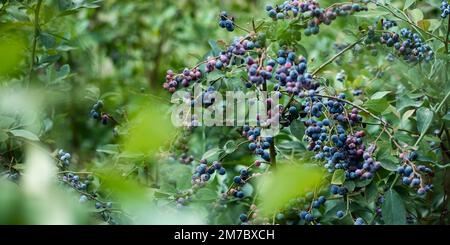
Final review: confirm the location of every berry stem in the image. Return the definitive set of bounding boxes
[269,139,276,168]
[312,35,367,76]
[28,0,44,87]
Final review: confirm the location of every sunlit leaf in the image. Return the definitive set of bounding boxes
[258,164,323,215]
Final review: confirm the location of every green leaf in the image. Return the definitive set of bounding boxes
[0,116,15,129]
[376,143,399,171]
[409,9,423,24]
[0,130,8,142]
[258,164,323,215]
[39,33,56,48]
[208,39,220,56]
[443,114,450,121]
[57,64,70,78]
[365,182,378,203]
[207,70,224,83]
[9,129,39,141]
[403,0,415,10]
[416,107,433,135]
[195,188,217,201]
[202,147,223,161]
[344,181,356,192]
[96,144,120,155]
[364,99,389,113]
[290,119,305,141]
[223,140,237,154]
[382,189,406,225]
[370,91,391,100]
[331,169,345,185]
[380,160,398,171]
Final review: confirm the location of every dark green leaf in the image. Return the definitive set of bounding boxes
[382,189,406,225]
[290,119,305,141]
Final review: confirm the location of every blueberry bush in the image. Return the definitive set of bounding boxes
[0,0,449,225]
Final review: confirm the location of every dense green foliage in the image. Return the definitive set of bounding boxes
[0,0,449,225]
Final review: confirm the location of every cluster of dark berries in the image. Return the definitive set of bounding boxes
[311,195,326,208]
[89,100,109,125]
[219,11,235,32]
[243,125,273,162]
[179,153,194,164]
[441,1,450,18]
[163,36,256,93]
[282,104,306,127]
[245,56,272,87]
[397,151,433,195]
[266,1,367,36]
[173,130,193,164]
[163,68,202,93]
[206,38,255,73]
[299,210,315,222]
[89,100,102,119]
[191,160,226,186]
[382,19,397,30]
[271,49,320,97]
[95,201,112,209]
[57,149,71,166]
[330,184,348,195]
[366,27,434,63]
[233,167,251,187]
[62,172,88,191]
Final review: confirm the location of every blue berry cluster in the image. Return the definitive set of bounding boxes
[330,184,348,195]
[89,100,109,125]
[243,125,273,162]
[89,100,102,119]
[299,210,315,222]
[245,56,272,88]
[382,19,397,30]
[366,27,434,63]
[304,107,377,180]
[207,38,255,73]
[219,11,235,32]
[397,151,433,195]
[163,68,202,93]
[163,34,257,93]
[191,159,226,186]
[57,149,71,166]
[265,1,367,36]
[441,1,450,18]
[271,49,319,96]
[312,195,326,208]
[233,167,251,186]
[62,172,88,191]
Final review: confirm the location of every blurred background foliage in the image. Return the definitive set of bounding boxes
[0,0,449,224]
